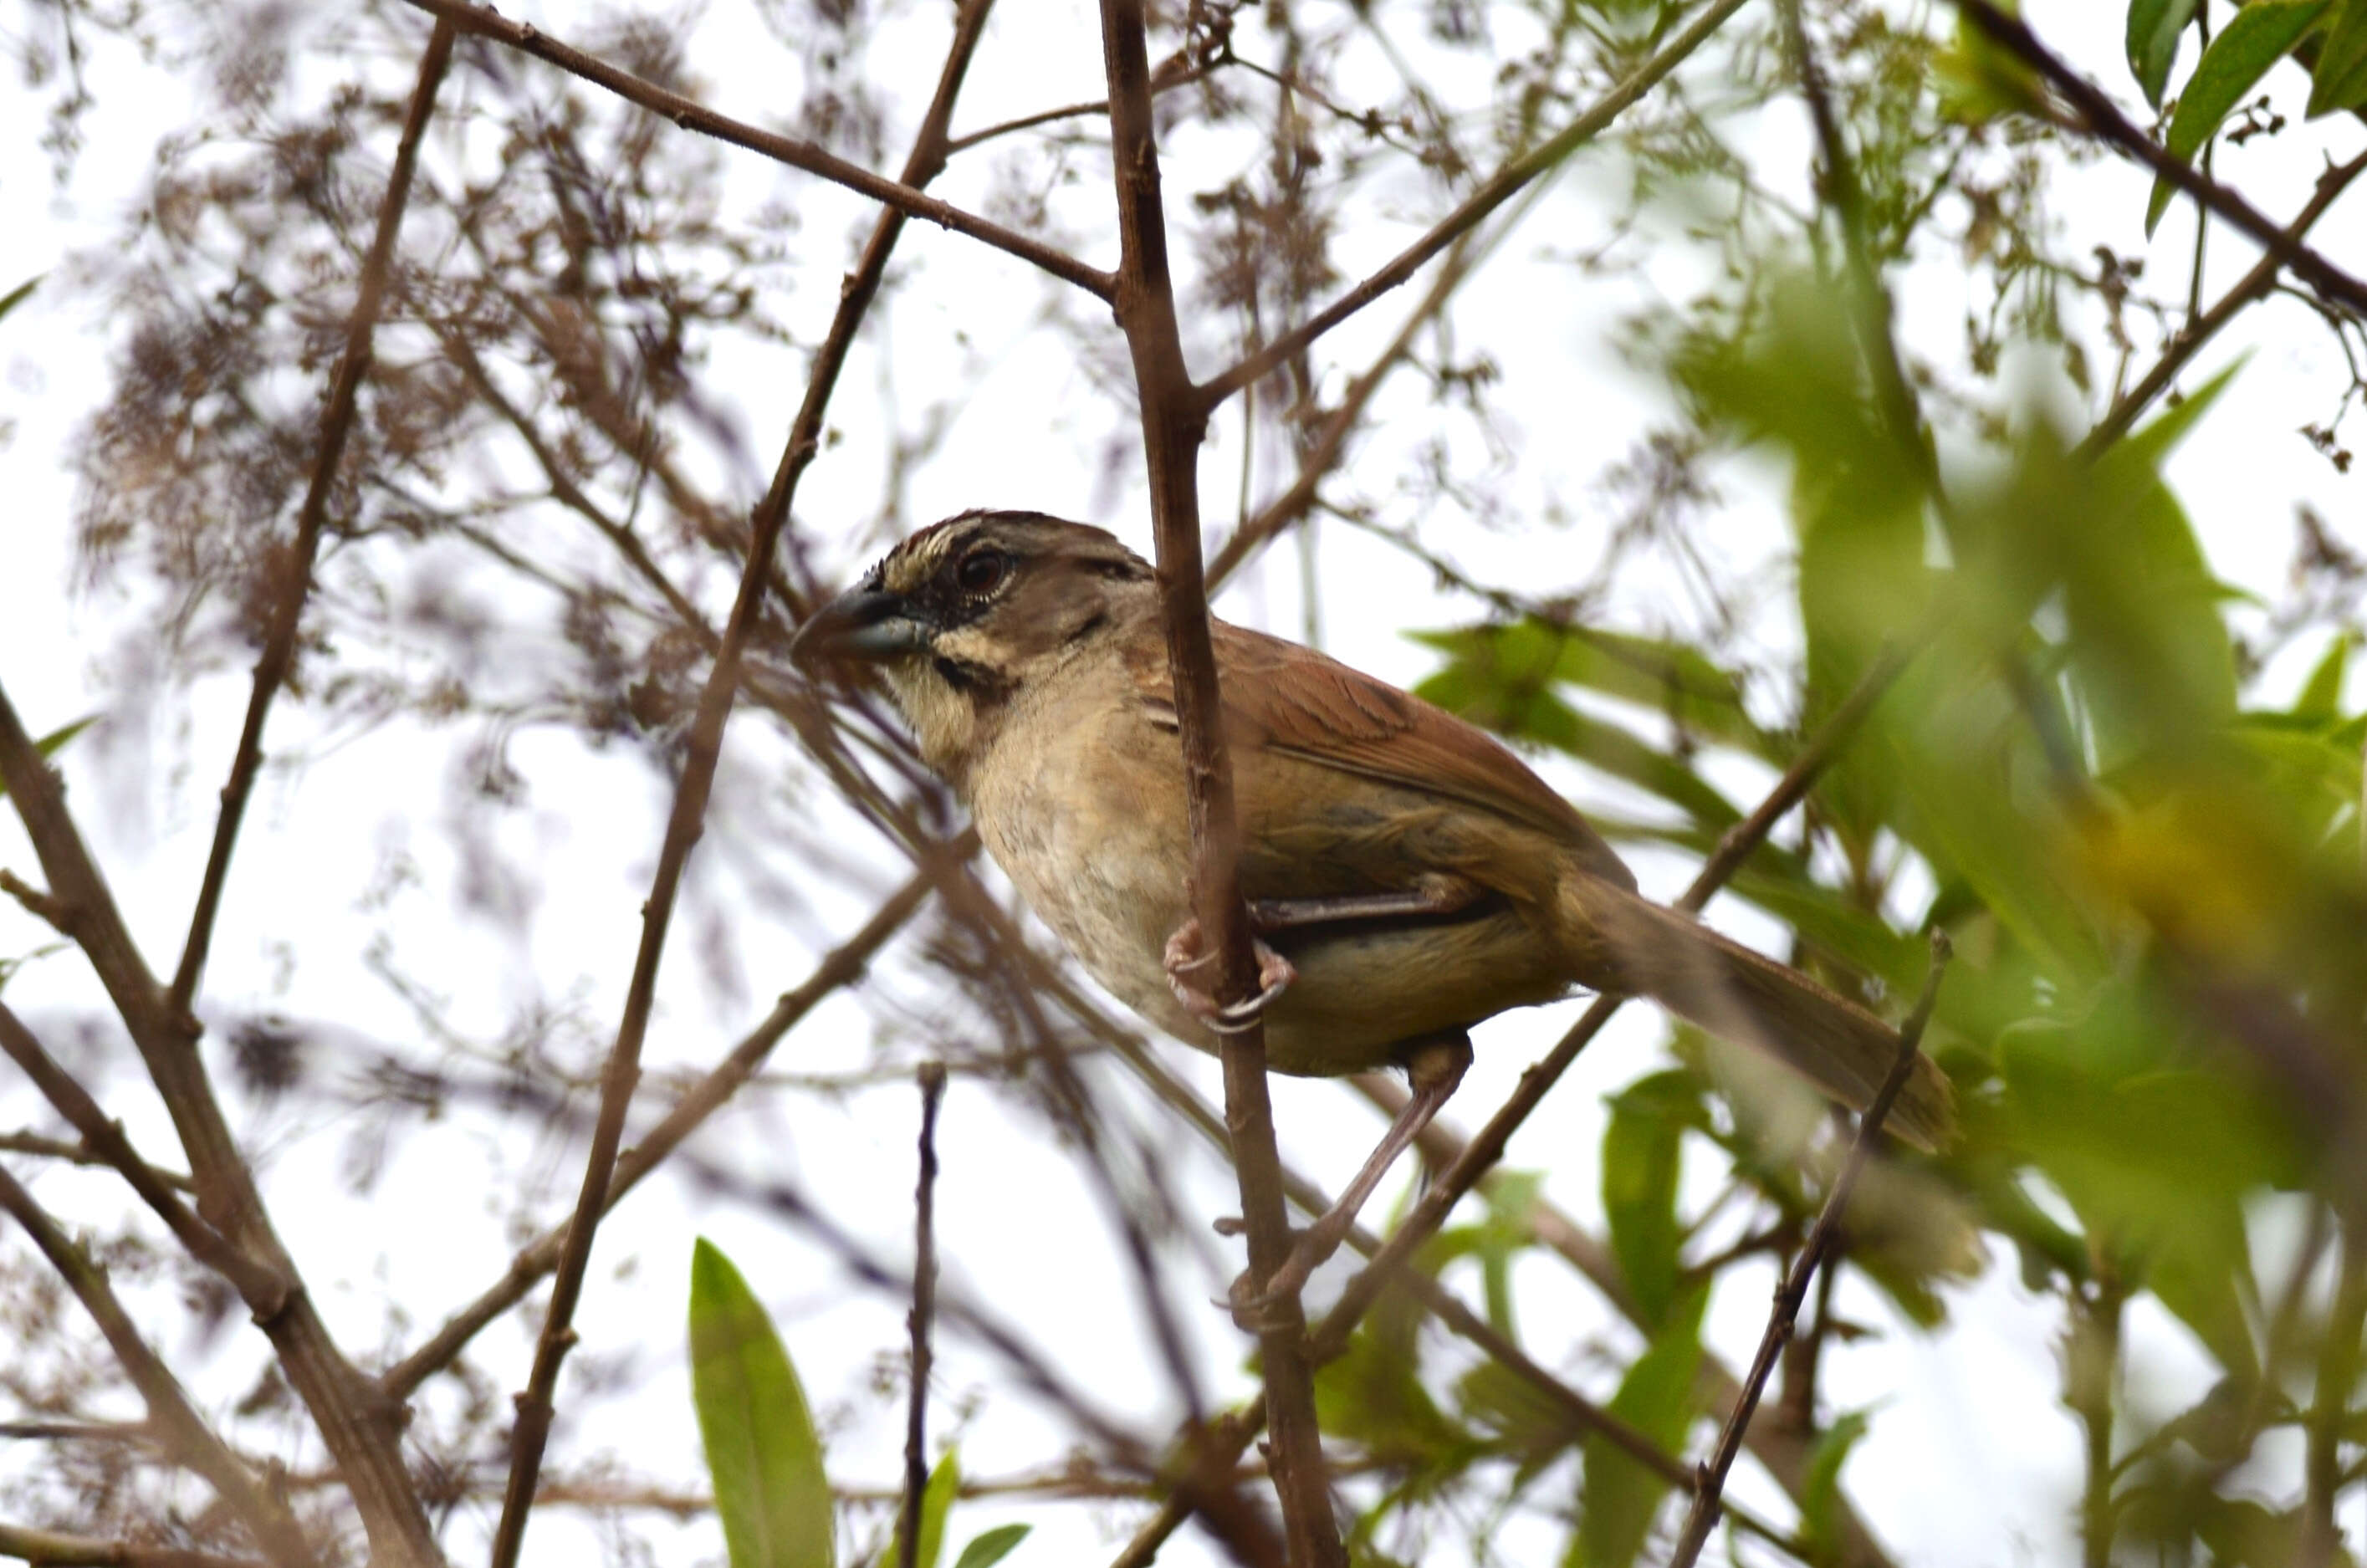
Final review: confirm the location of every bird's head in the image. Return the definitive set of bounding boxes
[790,509,1158,782]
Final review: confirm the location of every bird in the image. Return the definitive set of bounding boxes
[790,508,1954,1307]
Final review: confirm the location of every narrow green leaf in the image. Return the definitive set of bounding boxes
[0,275,40,325]
[1601,1074,1694,1329]
[1797,1410,1872,1562]
[1571,1288,1707,1568]
[887,1450,961,1568]
[2310,0,2367,112]
[2128,0,2201,105]
[2148,2,2328,232]
[2292,631,2354,718]
[950,1525,1031,1568]
[2,718,97,806]
[689,1239,835,1568]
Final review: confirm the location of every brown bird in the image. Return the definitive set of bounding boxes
[792,510,1952,1303]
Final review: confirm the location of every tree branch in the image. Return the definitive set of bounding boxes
[0,1001,285,1307]
[2078,149,2367,458]
[1092,0,1343,1560]
[380,868,932,1398]
[166,21,455,1017]
[1955,0,2367,324]
[1666,935,1951,1568]
[0,1166,314,1568]
[1112,640,1912,1565]
[0,1521,258,1568]
[398,0,1112,300]
[1195,0,1751,411]
[485,6,1003,1555]
[897,1065,948,1568]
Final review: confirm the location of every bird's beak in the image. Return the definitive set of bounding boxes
[790,587,936,670]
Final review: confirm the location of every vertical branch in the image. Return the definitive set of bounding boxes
[1667,936,1952,1568]
[2065,1268,2125,1568]
[1090,2,1343,1564]
[898,1065,948,1568]
[169,20,457,1016]
[2298,1225,2366,1568]
[486,6,999,1562]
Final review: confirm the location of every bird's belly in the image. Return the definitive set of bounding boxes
[1258,909,1574,1075]
[969,707,1577,1077]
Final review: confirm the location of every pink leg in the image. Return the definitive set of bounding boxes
[1163,917,1298,1034]
[1231,1031,1473,1328]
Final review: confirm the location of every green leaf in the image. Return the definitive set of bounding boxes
[3,718,98,805]
[2129,0,2201,105]
[689,1239,835,1568]
[887,1450,961,1568]
[1601,1073,1695,1329]
[2289,631,2354,718]
[1797,1410,1872,1562]
[2310,0,2367,113]
[0,275,39,325]
[2148,2,2329,233]
[950,1525,1031,1568]
[1571,1288,1706,1568]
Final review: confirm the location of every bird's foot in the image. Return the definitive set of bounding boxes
[1163,918,1296,1034]
[1223,1217,1355,1333]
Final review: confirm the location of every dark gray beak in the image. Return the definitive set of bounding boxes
[789,587,935,669]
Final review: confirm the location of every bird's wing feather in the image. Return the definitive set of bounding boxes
[1127,619,1634,889]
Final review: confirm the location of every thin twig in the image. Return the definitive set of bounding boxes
[0,1001,284,1306]
[1196,0,1751,409]
[1093,0,1343,1559]
[398,0,1111,300]
[380,869,931,1397]
[897,1065,948,1568]
[1955,0,2367,323]
[1666,934,1952,1568]
[2078,149,2367,458]
[484,8,1000,1555]
[166,21,456,1018]
[2298,1224,2367,1568]
[0,28,456,1552]
[0,1130,192,1191]
[0,1521,258,1568]
[1112,641,1915,1566]
[0,1167,314,1568]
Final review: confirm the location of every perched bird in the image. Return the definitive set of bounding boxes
[792,509,1952,1300]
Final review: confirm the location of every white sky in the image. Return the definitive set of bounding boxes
[1,1,2364,1564]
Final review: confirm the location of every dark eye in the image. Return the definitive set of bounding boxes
[956,550,1008,595]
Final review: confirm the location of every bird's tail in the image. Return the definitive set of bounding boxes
[1560,875,1955,1151]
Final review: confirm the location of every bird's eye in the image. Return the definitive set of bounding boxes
[956,550,1008,595]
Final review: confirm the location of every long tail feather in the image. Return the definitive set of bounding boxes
[1562,876,1955,1150]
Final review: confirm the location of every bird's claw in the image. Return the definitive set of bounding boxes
[1163,918,1296,1033]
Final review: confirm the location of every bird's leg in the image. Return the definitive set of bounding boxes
[1230,1029,1473,1330]
[1163,918,1297,1033]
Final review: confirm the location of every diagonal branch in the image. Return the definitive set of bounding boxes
[0,1520,260,1568]
[485,3,1005,1557]
[168,19,456,1018]
[378,867,933,1399]
[1196,0,1751,410]
[0,1001,284,1306]
[0,1165,314,1568]
[2078,149,2367,458]
[1667,937,1952,1568]
[1092,0,1344,1561]
[399,0,1112,300]
[1111,639,1913,1564]
[1955,0,2367,324]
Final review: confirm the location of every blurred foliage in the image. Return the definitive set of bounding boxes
[5,0,2367,1563]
